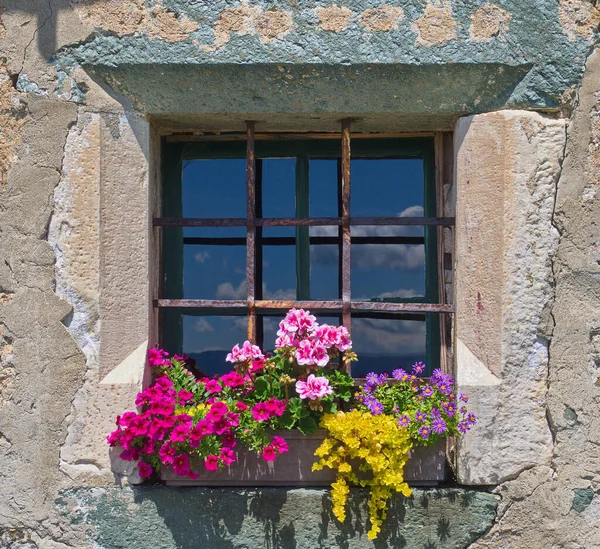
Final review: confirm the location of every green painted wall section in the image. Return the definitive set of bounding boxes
[57,0,599,115]
[56,487,499,549]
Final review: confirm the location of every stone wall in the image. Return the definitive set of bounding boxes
[0,1,598,548]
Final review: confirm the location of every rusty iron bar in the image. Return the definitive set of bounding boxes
[154,299,455,313]
[246,121,257,342]
[182,236,426,246]
[340,119,352,347]
[153,216,455,227]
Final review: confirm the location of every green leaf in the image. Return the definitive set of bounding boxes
[298,416,318,435]
[254,377,269,396]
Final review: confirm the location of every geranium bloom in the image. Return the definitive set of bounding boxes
[295,375,333,400]
[262,445,277,461]
[311,345,329,367]
[271,436,288,454]
[334,326,352,352]
[138,461,153,478]
[295,340,314,366]
[280,308,316,335]
[205,454,219,471]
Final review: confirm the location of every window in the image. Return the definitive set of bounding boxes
[155,123,453,377]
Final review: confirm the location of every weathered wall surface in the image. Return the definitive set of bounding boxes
[0,1,598,548]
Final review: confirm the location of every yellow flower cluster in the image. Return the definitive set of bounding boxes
[313,411,412,540]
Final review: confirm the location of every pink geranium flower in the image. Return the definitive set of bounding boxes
[311,345,329,367]
[295,340,314,366]
[295,374,333,400]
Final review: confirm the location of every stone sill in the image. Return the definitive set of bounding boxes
[161,430,446,487]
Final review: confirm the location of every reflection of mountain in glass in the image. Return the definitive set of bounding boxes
[189,350,234,377]
[352,353,427,377]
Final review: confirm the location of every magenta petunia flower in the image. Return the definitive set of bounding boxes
[172,454,192,476]
[271,436,289,454]
[148,348,169,367]
[220,447,236,466]
[251,402,270,421]
[138,461,153,478]
[295,374,333,400]
[221,371,245,388]
[235,401,249,412]
[205,454,219,471]
[262,445,277,461]
[170,423,191,443]
[159,442,177,464]
[204,379,223,394]
[177,389,194,403]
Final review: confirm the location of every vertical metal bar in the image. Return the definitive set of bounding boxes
[434,133,448,375]
[340,120,352,373]
[255,159,264,348]
[296,153,310,299]
[246,121,257,342]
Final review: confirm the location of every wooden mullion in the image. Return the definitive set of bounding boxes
[341,120,352,373]
[296,154,310,300]
[154,216,455,227]
[255,158,264,347]
[246,121,257,342]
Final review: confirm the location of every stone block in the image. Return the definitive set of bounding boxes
[454,110,566,484]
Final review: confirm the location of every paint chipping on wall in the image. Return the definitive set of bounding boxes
[470,4,511,42]
[208,5,293,50]
[559,0,600,42]
[72,0,198,43]
[412,3,457,46]
[360,5,404,32]
[315,5,353,32]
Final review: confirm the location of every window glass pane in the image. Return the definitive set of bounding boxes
[182,159,246,218]
[183,315,247,376]
[351,159,424,218]
[309,226,339,299]
[351,316,426,376]
[178,227,246,299]
[261,158,296,218]
[261,228,296,300]
[351,228,426,299]
[310,159,338,217]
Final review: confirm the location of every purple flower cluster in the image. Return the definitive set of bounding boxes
[357,362,477,442]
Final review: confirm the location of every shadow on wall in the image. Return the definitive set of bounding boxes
[126,486,494,549]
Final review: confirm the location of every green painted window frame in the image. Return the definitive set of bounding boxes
[159,135,442,376]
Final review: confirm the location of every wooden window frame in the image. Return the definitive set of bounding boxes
[154,122,454,377]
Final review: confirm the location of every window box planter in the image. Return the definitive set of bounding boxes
[161,430,446,487]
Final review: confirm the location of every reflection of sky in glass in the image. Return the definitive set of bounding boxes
[183,159,245,218]
[351,317,426,376]
[183,315,247,375]
[178,152,430,375]
[262,158,295,218]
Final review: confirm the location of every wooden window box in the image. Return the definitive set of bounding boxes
[161,430,446,487]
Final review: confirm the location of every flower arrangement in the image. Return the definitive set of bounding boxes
[108,308,475,539]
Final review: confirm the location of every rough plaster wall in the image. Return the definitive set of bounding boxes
[0,1,598,548]
[469,46,600,549]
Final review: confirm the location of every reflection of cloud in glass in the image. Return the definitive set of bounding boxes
[310,205,426,270]
[194,318,214,333]
[216,280,295,301]
[194,251,210,264]
[352,317,425,355]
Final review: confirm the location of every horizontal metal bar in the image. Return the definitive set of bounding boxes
[182,236,426,246]
[155,217,455,228]
[166,132,436,143]
[154,299,454,313]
